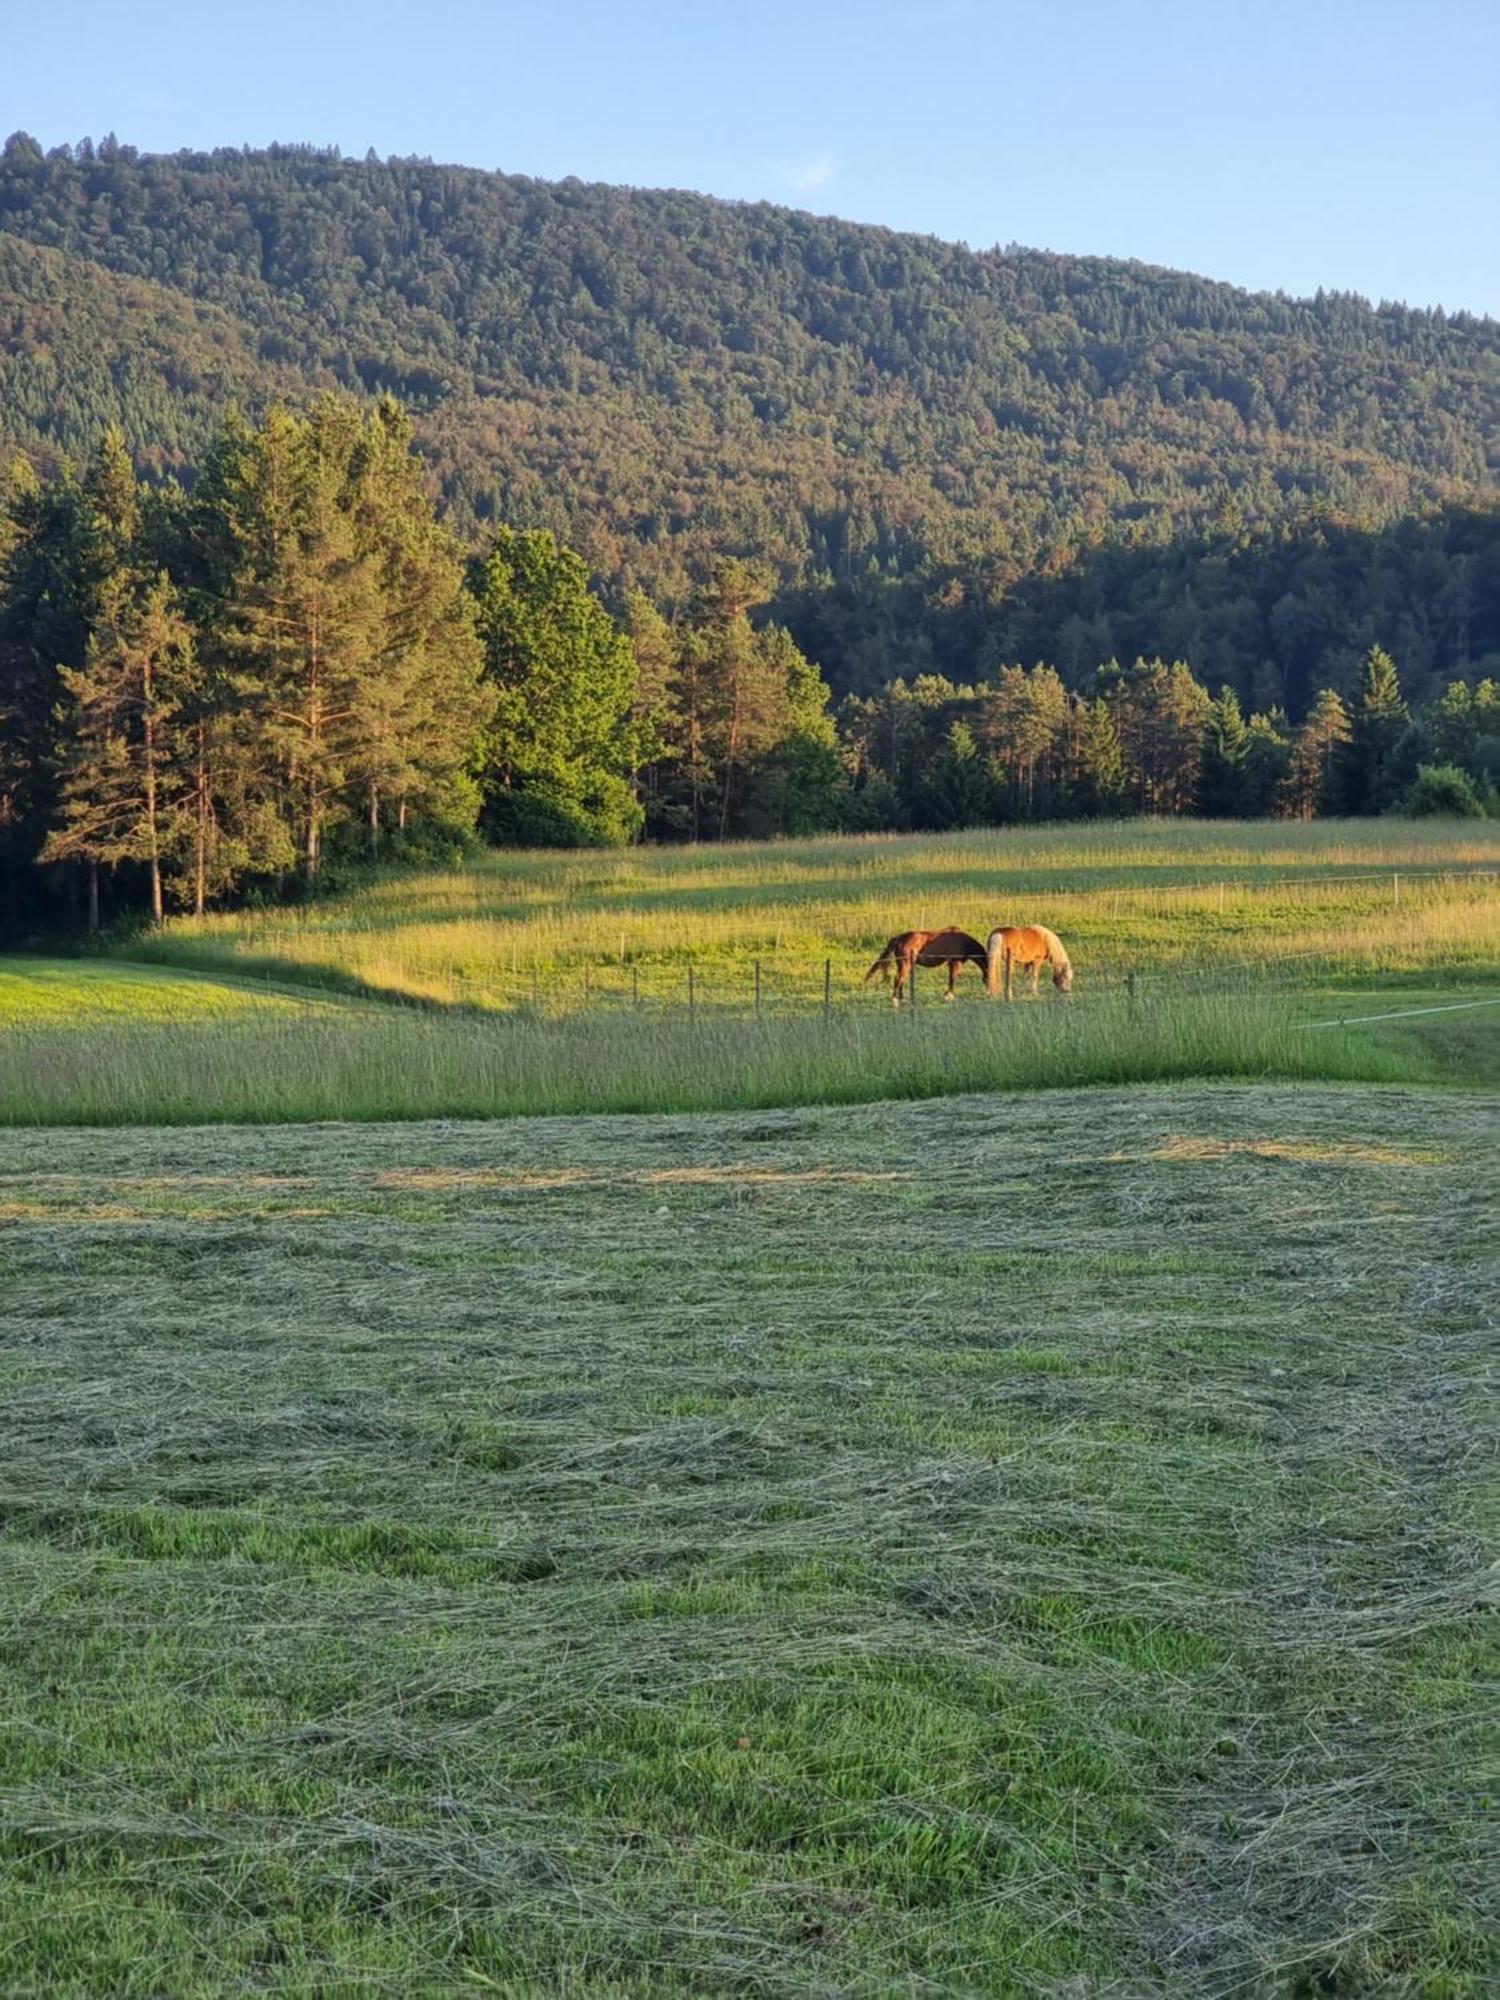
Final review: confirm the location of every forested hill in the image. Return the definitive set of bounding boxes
[3,134,1499,708]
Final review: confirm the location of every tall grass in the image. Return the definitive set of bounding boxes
[0,990,1413,1126]
[115,819,1500,1011]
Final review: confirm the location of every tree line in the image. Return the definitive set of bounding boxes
[2,406,1496,935]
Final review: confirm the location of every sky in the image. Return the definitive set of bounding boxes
[5,0,1498,317]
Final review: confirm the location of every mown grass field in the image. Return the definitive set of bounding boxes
[1,1087,1494,1995]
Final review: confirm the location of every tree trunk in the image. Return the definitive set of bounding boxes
[368,782,380,860]
[140,648,164,924]
[194,723,208,917]
[87,861,99,935]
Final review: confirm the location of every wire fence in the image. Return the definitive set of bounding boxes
[460,864,1500,1020]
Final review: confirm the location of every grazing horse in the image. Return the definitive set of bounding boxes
[864,929,989,1005]
[985,925,1074,1000]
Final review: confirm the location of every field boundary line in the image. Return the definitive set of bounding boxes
[1306,996,1500,1029]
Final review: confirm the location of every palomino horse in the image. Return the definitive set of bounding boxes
[865,929,989,1005]
[985,925,1074,1000]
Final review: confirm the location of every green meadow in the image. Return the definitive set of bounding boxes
[1,820,1496,1994]
[2,818,1497,1125]
[1,1087,1493,1994]
[115,816,1500,1011]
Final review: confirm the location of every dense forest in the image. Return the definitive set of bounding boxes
[3,409,1496,935]
[2,134,1499,718]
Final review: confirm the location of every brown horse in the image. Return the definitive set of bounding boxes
[985,925,1074,1000]
[865,929,989,1005]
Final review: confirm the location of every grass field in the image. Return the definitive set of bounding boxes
[3,819,1498,1125]
[2,821,1496,1994]
[113,818,1500,1012]
[1,1086,1494,1995]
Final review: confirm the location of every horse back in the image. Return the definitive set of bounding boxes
[986,925,1049,964]
[917,928,987,967]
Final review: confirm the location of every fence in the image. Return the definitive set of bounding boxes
[470,864,1498,1020]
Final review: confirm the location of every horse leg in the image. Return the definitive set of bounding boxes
[945,959,958,1001]
[892,959,907,1006]
[1030,961,1041,997]
[1003,949,1014,1003]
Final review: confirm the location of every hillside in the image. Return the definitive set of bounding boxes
[2,135,1499,701]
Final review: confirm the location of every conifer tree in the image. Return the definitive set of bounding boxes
[351,399,488,854]
[1282,688,1351,819]
[1337,645,1409,814]
[1071,697,1126,817]
[1241,708,1292,816]
[208,403,386,880]
[42,569,194,923]
[984,665,1069,819]
[1196,686,1252,816]
[1099,658,1211,813]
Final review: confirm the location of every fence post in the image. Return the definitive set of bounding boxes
[688,963,696,1017]
[754,958,762,1016]
[1127,970,1138,1013]
[632,964,639,1007]
[1393,872,1400,910]
[823,958,832,1021]
[910,960,918,1013]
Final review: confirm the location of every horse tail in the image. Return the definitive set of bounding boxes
[864,938,899,985]
[984,929,1006,997]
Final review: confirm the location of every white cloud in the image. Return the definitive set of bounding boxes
[780,150,839,194]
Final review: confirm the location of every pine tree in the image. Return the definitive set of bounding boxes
[1337,645,1409,814]
[621,588,677,827]
[351,399,489,855]
[1099,658,1212,813]
[1071,697,1126,817]
[42,570,194,923]
[1282,688,1350,819]
[208,404,386,880]
[1196,686,1252,816]
[984,664,1068,819]
[1241,708,1291,816]
[923,720,991,829]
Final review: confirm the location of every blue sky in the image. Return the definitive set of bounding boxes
[6,0,1497,315]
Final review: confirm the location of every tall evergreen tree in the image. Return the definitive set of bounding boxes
[1282,688,1351,819]
[1099,658,1212,814]
[1196,686,1252,817]
[984,664,1068,819]
[42,569,194,924]
[1337,645,1409,814]
[350,399,489,855]
[1070,697,1126,817]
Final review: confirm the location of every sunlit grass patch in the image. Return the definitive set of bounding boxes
[114,817,1500,1010]
[0,956,331,1027]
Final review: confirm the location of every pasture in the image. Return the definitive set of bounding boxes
[2,818,1498,1125]
[1,1086,1494,1994]
[1,819,1496,1994]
